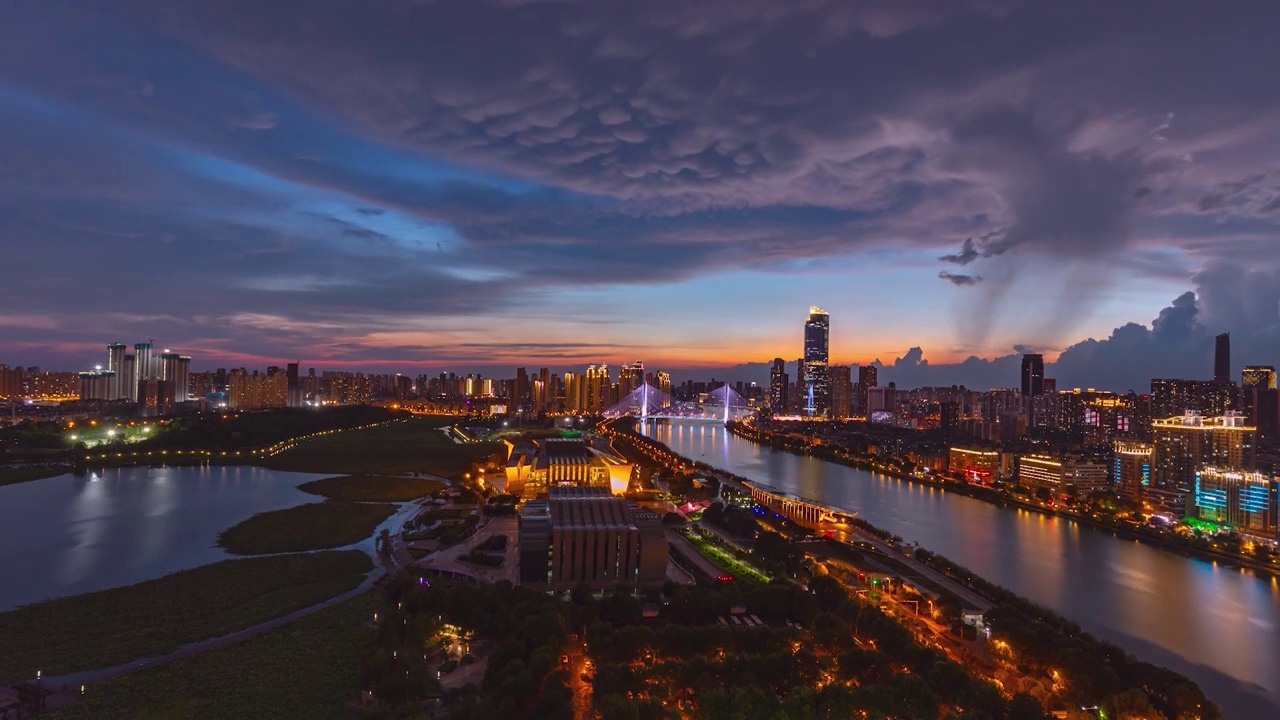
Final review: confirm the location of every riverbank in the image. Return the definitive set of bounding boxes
[0,550,372,684]
[633,419,1226,719]
[217,501,399,555]
[729,422,1280,579]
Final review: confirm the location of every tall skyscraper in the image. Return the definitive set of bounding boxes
[121,353,138,401]
[856,365,878,418]
[655,370,672,396]
[620,361,644,399]
[769,358,789,414]
[106,342,127,400]
[287,362,302,407]
[803,306,830,417]
[1214,332,1231,384]
[830,365,852,419]
[1020,354,1044,398]
[134,342,154,389]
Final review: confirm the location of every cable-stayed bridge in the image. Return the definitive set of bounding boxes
[603,382,754,422]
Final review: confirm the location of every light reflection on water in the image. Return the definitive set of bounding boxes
[0,465,324,610]
[645,420,1280,718]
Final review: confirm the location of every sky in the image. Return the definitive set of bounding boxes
[3,0,1280,391]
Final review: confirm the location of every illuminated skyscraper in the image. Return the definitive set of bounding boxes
[803,306,830,417]
[769,358,789,414]
[655,370,671,395]
[1214,332,1231,384]
[134,342,154,386]
[620,361,644,399]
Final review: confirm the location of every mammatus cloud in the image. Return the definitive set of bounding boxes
[2,1,1280,377]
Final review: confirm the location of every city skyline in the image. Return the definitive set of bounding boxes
[5,2,1280,391]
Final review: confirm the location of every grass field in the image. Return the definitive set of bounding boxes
[217,502,397,555]
[0,464,68,487]
[684,530,771,582]
[0,551,371,683]
[298,474,446,502]
[46,591,380,720]
[264,416,500,478]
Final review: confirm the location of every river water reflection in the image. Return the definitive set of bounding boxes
[0,465,324,611]
[644,420,1280,718]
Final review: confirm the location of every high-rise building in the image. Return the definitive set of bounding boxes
[1152,412,1256,491]
[619,361,644,400]
[1150,378,1233,419]
[1020,354,1044,398]
[1242,366,1276,391]
[134,342,154,389]
[1018,454,1111,496]
[1214,333,1231,384]
[106,343,127,400]
[769,358,789,415]
[1194,467,1277,535]
[158,352,191,403]
[856,365,878,418]
[78,370,116,401]
[1113,441,1154,502]
[830,365,852,419]
[655,370,672,396]
[803,306,830,417]
[514,367,528,408]
[286,362,302,407]
[121,353,137,401]
[940,401,960,436]
[1242,366,1278,441]
[564,372,581,412]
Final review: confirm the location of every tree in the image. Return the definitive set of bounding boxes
[808,574,847,612]
[1006,692,1050,720]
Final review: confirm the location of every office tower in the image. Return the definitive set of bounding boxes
[803,306,830,417]
[1020,354,1044,398]
[769,358,789,414]
[106,342,127,400]
[1214,333,1231,384]
[539,367,550,409]
[1113,442,1154,502]
[856,365,878,418]
[1152,412,1256,491]
[121,353,138,402]
[830,365,852,419]
[620,361,644,399]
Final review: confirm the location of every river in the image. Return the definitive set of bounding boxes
[0,465,325,611]
[642,420,1280,719]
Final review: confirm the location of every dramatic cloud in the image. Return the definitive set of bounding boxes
[2,0,1280,383]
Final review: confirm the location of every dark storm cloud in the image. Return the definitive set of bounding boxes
[938,271,982,286]
[5,0,1280,375]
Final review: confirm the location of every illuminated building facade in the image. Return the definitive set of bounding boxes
[619,361,644,400]
[855,365,878,418]
[1018,454,1110,495]
[949,447,1000,482]
[802,306,830,417]
[77,370,115,401]
[106,343,127,400]
[655,370,671,395]
[1113,442,1153,502]
[1194,467,1277,536]
[1152,412,1256,490]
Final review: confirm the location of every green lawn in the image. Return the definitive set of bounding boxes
[0,550,372,683]
[298,474,446,502]
[0,464,68,487]
[217,502,397,555]
[684,531,771,582]
[46,591,380,720]
[263,416,500,478]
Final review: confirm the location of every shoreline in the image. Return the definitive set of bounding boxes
[728,422,1280,580]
